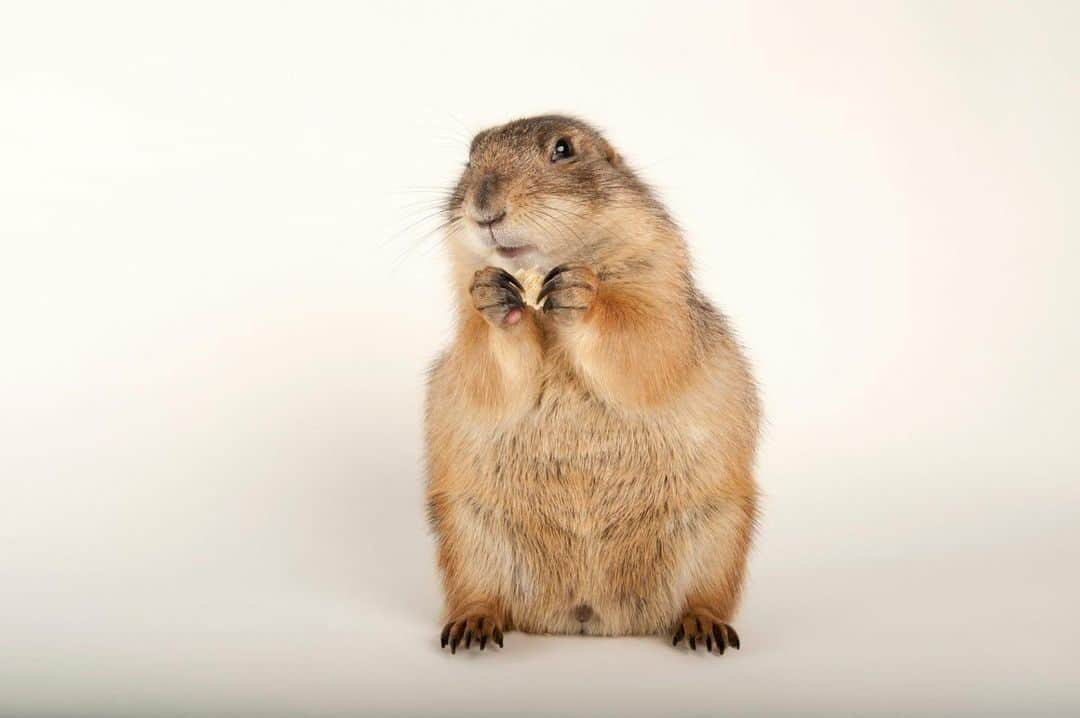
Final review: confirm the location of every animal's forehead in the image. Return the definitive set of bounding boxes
[470,115,592,155]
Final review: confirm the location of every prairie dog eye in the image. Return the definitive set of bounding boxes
[551,138,574,162]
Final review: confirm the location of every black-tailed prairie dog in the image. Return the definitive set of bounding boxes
[425,115,760,654]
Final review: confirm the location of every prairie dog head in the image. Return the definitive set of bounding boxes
[445,115,662,273]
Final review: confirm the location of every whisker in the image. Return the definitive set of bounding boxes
[390,215,461,270]
[380,208,455,250]
[528,206,587,249]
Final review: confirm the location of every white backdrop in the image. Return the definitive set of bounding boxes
[2,2,1078,716]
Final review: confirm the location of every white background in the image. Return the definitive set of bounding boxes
[2,2,1078,716]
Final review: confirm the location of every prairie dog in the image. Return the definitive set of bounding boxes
[425,115,760,654]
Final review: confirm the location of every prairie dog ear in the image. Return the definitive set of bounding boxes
[597,137,623,168]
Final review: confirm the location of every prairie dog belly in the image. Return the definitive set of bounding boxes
[457,388,707,635]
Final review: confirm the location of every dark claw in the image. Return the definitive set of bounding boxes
[496,279,523,298]
[672,625,685,646]
[493,627,504,648]
[479,634,487,650]
[538,280,590,306]
[471,269,525,318]
[712,624,725,655]
[705,632,713,652]
[476,287,525,316]
[537,264,576,305]
[441,622,452,648]
[727,625,740,650]
[499,268,524,291]
[474,267,523,292]
[689,635,697,651]
[464,629,472,649]
[485,273,522,296]
[542,264,569,286]
[450,634,459,654]
[536,281,557,304]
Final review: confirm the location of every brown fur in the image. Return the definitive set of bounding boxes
[425,115,760,653]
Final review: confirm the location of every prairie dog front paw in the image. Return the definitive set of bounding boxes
[538,264,598,322]
[470,267,526,327]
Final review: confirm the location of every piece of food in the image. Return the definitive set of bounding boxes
[513,267,546,308]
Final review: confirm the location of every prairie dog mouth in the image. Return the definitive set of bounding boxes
[495,244,533,258]
[482,223,534,258]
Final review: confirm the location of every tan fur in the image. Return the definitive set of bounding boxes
[425,116,759,649]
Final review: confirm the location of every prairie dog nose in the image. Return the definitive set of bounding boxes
[474,209,506,228]
[573,603,594,623]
